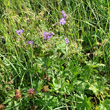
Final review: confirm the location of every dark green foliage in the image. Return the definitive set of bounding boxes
[0,0,110,109]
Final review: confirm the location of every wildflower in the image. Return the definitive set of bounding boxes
[42,86,49,93]
[65,38,69,44]
[59,18,66,25]
[27,88,35,93]
[15,29,24,35]
[61,10,66,18]
[44,32,53,40]
[27,88,35,97]
[15,89,22,101]
[27,41,33,45]
[0,104,5,110]
[35,91,37,94]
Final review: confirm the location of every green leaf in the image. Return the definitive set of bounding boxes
[85,61,105,68]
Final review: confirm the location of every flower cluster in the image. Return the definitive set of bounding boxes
[27,88,35,97]
[16,29,34,45]
[59,10,66,25]
[14,88,37,101]
[59,18,66,25]
[44,11,69,44]
[44,32,53,40]
[16,11,69,47]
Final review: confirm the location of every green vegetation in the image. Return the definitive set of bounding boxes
[0,0,110,109]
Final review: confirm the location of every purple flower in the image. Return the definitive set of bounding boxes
[16,29,24,35]
[44,32,53,40]
[61,10,66,18]
[27,41,33,45]
[65,38,69,44]
[59,18,66,25]
[35,91,37,94]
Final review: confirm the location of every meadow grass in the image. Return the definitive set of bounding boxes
[0,0,110,110]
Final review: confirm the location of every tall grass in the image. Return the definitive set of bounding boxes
[0,0,110,109]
